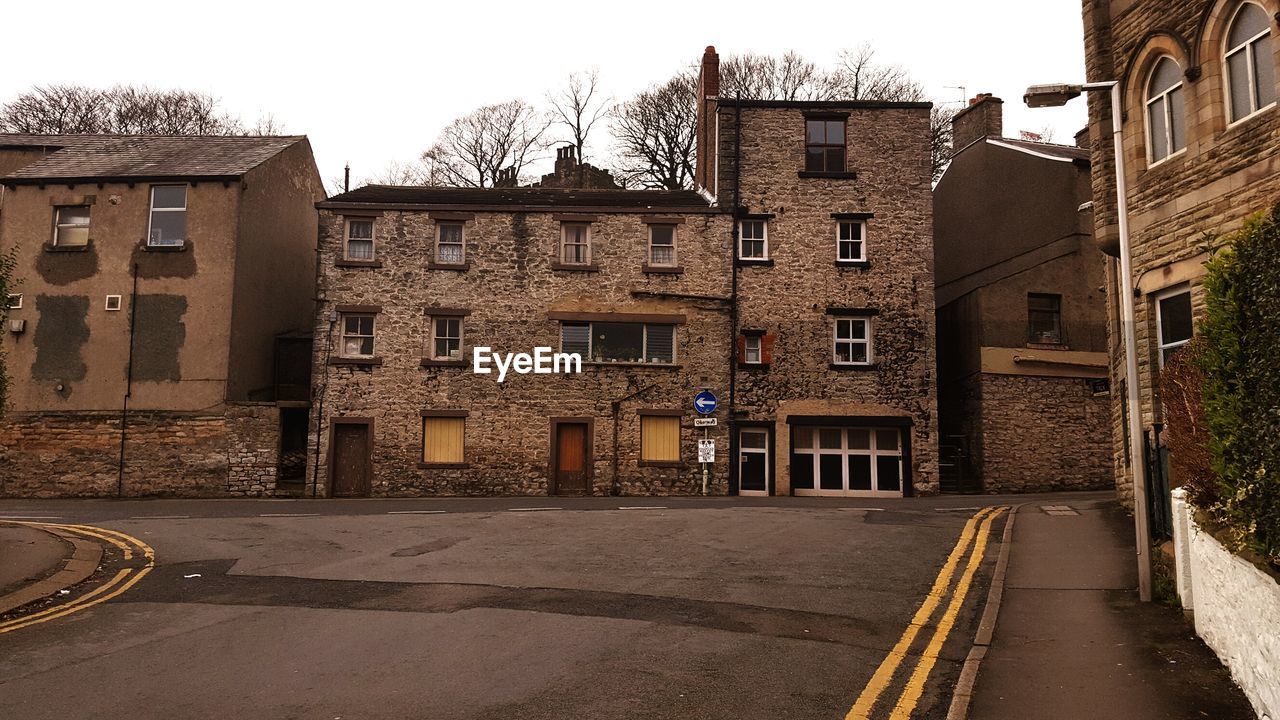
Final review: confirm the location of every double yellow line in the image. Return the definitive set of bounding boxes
[0,522,155,635]
[845,506,1007,720]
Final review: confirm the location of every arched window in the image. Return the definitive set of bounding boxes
[1147,57,1187,162]
[1225,2,1276,122]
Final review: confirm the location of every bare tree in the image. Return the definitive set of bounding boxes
[0,85,247,135]
[832,44,926,102]
[721,51,842,101]
[548,70,610,163]
[420,100,551,188]
[610,73,698,190]
[929,105,956,183]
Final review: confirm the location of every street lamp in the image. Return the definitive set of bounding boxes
[1024,80,1153,602]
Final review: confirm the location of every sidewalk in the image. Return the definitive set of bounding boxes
[0,522,70,598]
[968,497,1257,720]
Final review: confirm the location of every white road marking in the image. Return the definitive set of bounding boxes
[259,513,320,517]
[841,507,887,512]
[618,506,667,510]
[507,507,562,512]
[129,515,191,519]
[387,510,448,515]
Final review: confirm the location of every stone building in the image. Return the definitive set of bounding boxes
[309,46,938,498]
[934,94,1112,493]
[532,146,621,189]
[1081,0,1280,502]
[0,135,324,497]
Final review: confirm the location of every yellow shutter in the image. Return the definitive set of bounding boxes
[641,416,680,461]
[423,417,465,463]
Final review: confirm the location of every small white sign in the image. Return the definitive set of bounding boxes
[693,417,717,427]
[698,439,716,463]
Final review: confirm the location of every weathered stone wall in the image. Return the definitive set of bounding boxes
[977,374,1113,493]
[0,403,281,497]
[310,208,734,497]
[1083,0,1280,501]
[723,103,940,494]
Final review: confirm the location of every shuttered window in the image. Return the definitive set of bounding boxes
[641,415,680,462]
[422,417,465,463]
[559,322,676,364]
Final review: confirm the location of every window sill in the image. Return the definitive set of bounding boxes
[420,358,467,367]
[835,260,870,269]
[336,259,383,268]
[1026,342,1067,350]
[551,261,599,272]
[43,242,92,253]
[583,361,681,369]
[830,362,878,371]
[1224,102,1276,133]
[428,261,471,271]
[418,462,469,469]
[736,258,774,267]
[141,243,187,253]
[798,171,857,180]
[329,356,383,367]
[638,460,683,468]
[738,362,770,370]
[642,264,683,274]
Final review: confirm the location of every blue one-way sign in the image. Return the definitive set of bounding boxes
[694,390,718,415]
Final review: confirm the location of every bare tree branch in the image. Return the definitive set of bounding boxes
[548,70,611,163]
[0,85,249,135]
[610,73,697,190]
[420,100,552,188]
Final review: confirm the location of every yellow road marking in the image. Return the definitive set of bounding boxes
[0,522,155,635]
[844,507,994,720]
[887,507,1007,720]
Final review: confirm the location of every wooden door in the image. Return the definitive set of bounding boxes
[554,422,590,495]
[331,422,371,497]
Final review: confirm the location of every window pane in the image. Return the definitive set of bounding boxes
[835,342,853,363]
[1159,292,1193,346]
[741,221,763,240]
[793,427,813,449]
[151,185,186,209]
[423,417,465,463]
[825,121,844,145]
[819,454,844,490]
[741,430,767,450]
[876,429,899,451]
[56,225,90,246]
[741,238,765,259]
[849,320,866,340]
[594,322,644,362]
[1229,3,1269,49]
[1168,87,1187,152]
[561,323,590,356]
[805,148,824,172]
[806,119,826,144]
[839,240,863,261]
[836,319,852,339]
[1254,37,1276,106]
[848,455,872,490]
[1148,58,1182,96]
[818,428,842,449]
[826,147,845,172]
[876,456,902,492]
[641,415,681,461]
[346,239,374,259]
[438,243,463,264]
[792,453,814,489]
[848,429,870,450]
[645,324,675,363]
[1148,97,1169,161]
[58,206,90,226]
[651,245,675,265]
[344,316,362,334]
[650,226,674,245]
[438,223,462,243]
[348,220,373,239]
[1229,49,1253,120]
[149,210,186,245]
[848,342,868,364]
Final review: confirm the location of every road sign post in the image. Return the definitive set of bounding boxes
[693,390,718,495]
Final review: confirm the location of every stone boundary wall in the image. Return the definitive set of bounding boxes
[1172,488,1280,720]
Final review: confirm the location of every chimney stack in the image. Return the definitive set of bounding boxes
[555,146,578,176]
[695,45,720,194]
[951,93,1004,150]
[493,166,518,188]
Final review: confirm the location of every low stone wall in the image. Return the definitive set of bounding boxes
[0,404,282,498]
[1172,489,1280,720]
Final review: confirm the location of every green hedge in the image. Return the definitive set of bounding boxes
[1196,205,1280,568]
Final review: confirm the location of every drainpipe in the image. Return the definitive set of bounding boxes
[310,311,336,498]
[117,262,139,498]
[727,98,743,494]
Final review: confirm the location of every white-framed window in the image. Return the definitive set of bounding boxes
[833,318,872,365]
[791,426,903,497]
[837,220,866,262]
[105,295,122,311]
[344,218,375,261]
[340,314,376,358]
[436,222,464,264]
[561,321,676,364]
[1155,286,1193,366]
[1146,57,1187,163]
[744,335,762,364]
[739,219,768,259]
[6,293,21,310]
[560,222,591,265]
[648,224,677,266]
[1225,1,1276,124]
[147,185,187,247]
[431,316,463,360]
[53,205,91,247]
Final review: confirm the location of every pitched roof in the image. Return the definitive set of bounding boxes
[0,134,307,183]
[988,137,1091,162]
[321,185,717,211]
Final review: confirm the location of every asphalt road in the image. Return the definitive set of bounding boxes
[0,494,1070,720]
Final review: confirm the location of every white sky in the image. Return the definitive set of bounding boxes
[3,0,1089,190]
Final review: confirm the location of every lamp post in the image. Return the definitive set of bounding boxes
[1024,80,1153,602]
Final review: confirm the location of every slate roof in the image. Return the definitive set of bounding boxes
[322,185,716,211]
[991,137,1091,162]
[0,134,307,182]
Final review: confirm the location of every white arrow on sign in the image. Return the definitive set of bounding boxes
[695,397,715,412]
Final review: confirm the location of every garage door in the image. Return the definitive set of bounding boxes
[791,426,903,497]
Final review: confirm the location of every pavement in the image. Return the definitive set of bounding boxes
[967,497,1256,720]
[0,522,71,597]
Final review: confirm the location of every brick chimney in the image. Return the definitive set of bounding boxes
[554,146,578,175]
[951,93,1004,150]
[695,45,720,194]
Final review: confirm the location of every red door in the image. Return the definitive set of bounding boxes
[554,423,590,495]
